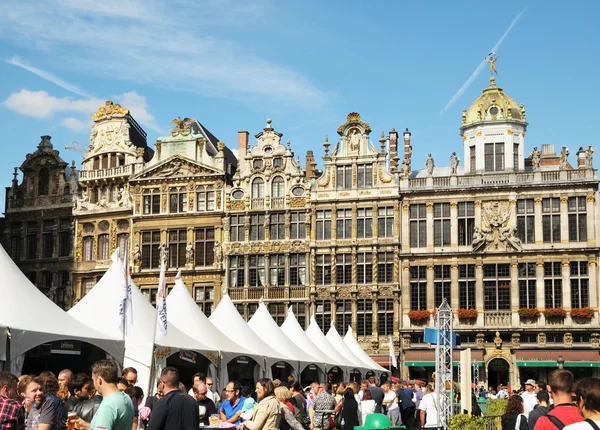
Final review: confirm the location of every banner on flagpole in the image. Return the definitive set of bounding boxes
[118,247,134,336]
[155,258,168,340]
[389,337,397,368]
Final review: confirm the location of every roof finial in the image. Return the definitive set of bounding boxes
[379,131,386,152]
[287,139,291,149]
[323,135,330,155]
[485,52,498,78]
[266,118,272,129]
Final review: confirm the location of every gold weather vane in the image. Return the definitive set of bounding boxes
[485,52,498,76]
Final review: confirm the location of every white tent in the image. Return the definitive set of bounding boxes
[305,316,357,379]
[325,323,376,375]
[209,291,296,377]
[0,244,124,374]
[280,307,330,373]
[343,327,388,373]
[248,301,325,374]
[69,253,217,394]
[166,277,261,388]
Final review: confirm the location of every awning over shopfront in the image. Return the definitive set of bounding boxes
[403,349,484,367]
[516,350,600,367]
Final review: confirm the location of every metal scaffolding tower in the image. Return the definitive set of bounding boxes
[435,299,453,429]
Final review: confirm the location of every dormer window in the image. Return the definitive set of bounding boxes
[264,146,273,154]
[489,106,499,116]
[357,164,373,188]
[38,168,49,196]
[253,159,263,170]
[484,142,505,172]
[336,166,352,189]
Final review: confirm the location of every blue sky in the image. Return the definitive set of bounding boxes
[0,1,599,213]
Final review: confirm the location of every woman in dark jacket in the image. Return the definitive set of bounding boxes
[341,388,359,430]
[501,395,528,430]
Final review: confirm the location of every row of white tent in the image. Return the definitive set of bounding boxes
[1,247,387,395]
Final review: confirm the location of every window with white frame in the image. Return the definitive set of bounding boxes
[542,198,561,243]
[409,204,427,247]
[269,254,285,286]
[315,300,331,332]
[316,210,332,240]
[377,252,394,284]
[97,234,110,260]
[457,202,475,246]
[433,203,451,246]
[518,262,536,309]
[336,254,352,285]
[141,230,160,269]
[357,208,372,238]
[434,265,451,307]
[483,264,511,311]
[169,187,187,213]
[143,188,161,214]
[378,299,394,336]
[197,189,216,211]
[357,252,372,284]
[316,255,331,285]
[195,228,214,266]
[290,212,306,239]
[357,164,373,188]
[168,229,187,268]
[568,197,587,242]
[336,209,352,239]
[194,285,214,317]
[248,255,265,287]
[410,266,427,310]
[229,256,245,288]
[378,207,394,238]
[83,236,94,262]
[517,199,535,244]
[335,299,352,336]
[270,213,285,240]
[250,214,265,241]
[289,254,306,286]
[356,299,372,336]
[459,264,476,309]
[290,302,307,329]
[484,142,504,171]
[268,303,286,326]
[229,215,244,242]
[336,165,352,190]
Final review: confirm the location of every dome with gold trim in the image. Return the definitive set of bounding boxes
[461,77,527,128]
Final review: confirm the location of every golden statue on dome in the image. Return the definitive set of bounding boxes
[485,52,498,76]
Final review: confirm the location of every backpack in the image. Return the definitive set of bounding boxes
[290,396,310,430]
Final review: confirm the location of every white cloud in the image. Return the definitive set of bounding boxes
[0,0,326,108]
[230,148,239,160]
[61,117,91,132]
[2,89,101,119]
[114,91,164,134]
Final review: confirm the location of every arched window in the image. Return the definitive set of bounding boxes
[63,185,71,196]
[252,178,265,199]
[38,168,49,196]
[271,177,285,198]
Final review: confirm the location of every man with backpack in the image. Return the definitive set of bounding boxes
[534,370,583,430]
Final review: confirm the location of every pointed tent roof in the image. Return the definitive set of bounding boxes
[280,307,330,370]
[0,244,124,361]
[343,327,388,372]
[325,323,375,372]
[166,277,258,361]
[305,316,356,370]
[248,301,323,371]
[209,292,293,367]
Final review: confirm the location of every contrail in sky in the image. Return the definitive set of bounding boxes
[6,56,92,98]
[440,9,525,115]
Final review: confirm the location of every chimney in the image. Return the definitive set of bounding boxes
[305,150,317,180]
[403,128,412,160]
[577,147,586,170]
[389,128,399,172]
[237,131,249,161]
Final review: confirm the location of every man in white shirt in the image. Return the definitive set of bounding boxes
[382,382,400,425]
[418,384,438,428]
[520,379,537,416]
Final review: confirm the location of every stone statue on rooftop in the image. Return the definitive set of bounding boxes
[450,152,460,175]
[586,144,594,169]
[559,146,569,170]
[426,154,434,175]
[530,147,542,171]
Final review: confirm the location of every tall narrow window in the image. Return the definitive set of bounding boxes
[457,202,475,246]
[336,209,352,239]
[10,226,22,261]
[518,263,536,309]
[544,262,562,309]
[229,215,244,242]
[169,187,187,213]
[517,199,535,244]
[268,303,286,326]
[513,143,519,171]
[316,210,332,240]
[58,219,71,257]
[568,197,587,242]
[117,233,129,259]
[484,142,505,172]
[290,212,306,239]
[335,300,352,336]
[434,265,451,307]
[289,254,306,286]
[316,255,332,285]
[483,264,510,311]
[356,299,373,336]
[470,146,476,172]
[42,220,54,258]
[410,266,427,310]
[378,207,394,238]
[194,286,214,317]
[26,222,38,260]
[167,229,187,268]
[97,234,110,260]
[357,208,372,238]
[141,230,161,269]
[377,252,393,284]
[82,236,94,262]
[38,168,49,196]
[250,214,265,241]
[143,189,161,214]
[336,166,352,189]
[542,198,561,243]
[195,228,214,266]
[433,203,451,246]
[229,256,245,288]
[357,252,372,284]
[251,178,265,209]
[271,177,285,209]
[269,254,285,286]
[378,299,394,336]
[336,254,352,285]
[270,213,285,240]
[197,189,216,211]
[459,264,476,309]
[571,261,589,309]
[357,164,373,188]
[409,204,427,247]
[248,255,265,287]
[315,300,331,332]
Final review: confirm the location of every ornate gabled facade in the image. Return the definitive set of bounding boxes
[2,136,78,309]
[128,117,237,312]
[398,75,600,387]
[72,101,153,302]
[223,119,312,327]
[309,113,401,354]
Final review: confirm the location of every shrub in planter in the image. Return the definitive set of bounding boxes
[407,309,431,321]
[543,307,566,318]
[518,308,541,318]
[457,308,478,319]
[448,414,486,430]
[571,307,594,319]
[485,398,508,416]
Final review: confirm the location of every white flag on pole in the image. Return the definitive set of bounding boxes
[155,257,168,340]
[118,247,134,336]
[389,336,397,368]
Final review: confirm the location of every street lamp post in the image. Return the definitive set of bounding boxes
[557,354,565,369]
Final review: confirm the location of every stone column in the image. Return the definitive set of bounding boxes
[351,204,357,240]
[587,195,597,246]
[372,295,379,338]
[426,203,434,249]
[331,208,337,240]
[562,260,571,310]
[450,264,459,310]
[401,264,410,327]
[426,265,435,310]
[510,263,519,325]
[534,198,543,245]
[589,259,598,309]
[509,200,517,229]
[560,197,569,244]
[244,254,249,288]
[450,202,458,248]
[284,253,290,287]
[331,250,337,287]
[372,203,379,238]
[402,203,410,252]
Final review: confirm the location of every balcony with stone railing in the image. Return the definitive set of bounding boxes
[228,286,309,301]
[251,198,265,209]
[484,311,512,327]
[271,197,285,209]
[406,169,596,190]
[79,164,136,181]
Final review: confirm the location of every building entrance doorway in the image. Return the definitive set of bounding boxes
[487,358,510,390]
